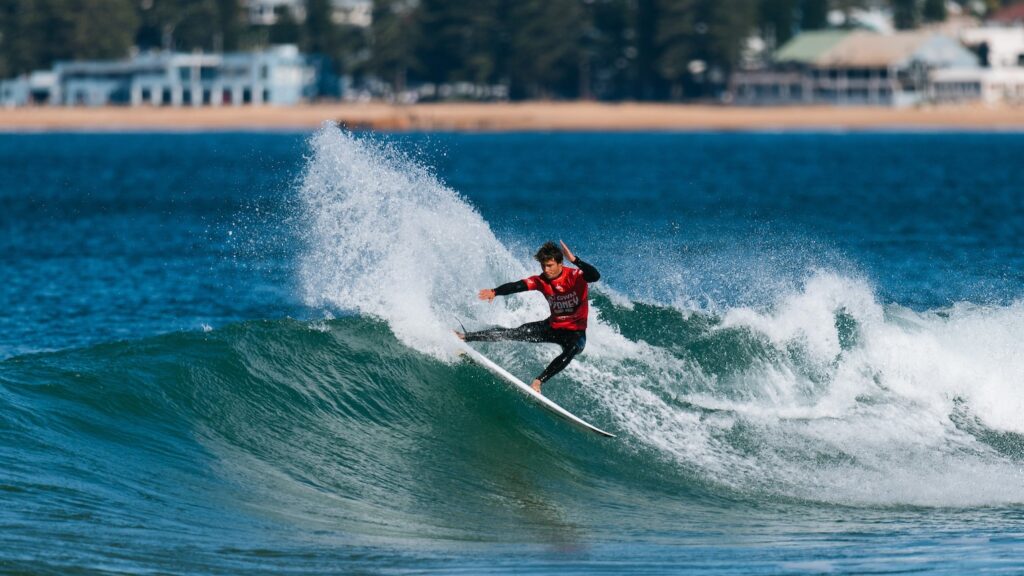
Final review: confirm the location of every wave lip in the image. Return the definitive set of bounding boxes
[296,126,538,358]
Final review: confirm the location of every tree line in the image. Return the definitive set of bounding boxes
[0,0,1018,100]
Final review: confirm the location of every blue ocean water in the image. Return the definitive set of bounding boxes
[2,129,1024,574]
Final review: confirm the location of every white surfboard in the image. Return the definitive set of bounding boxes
[457,342,615,438]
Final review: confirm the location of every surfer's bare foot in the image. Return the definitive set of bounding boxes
[531,379,542,394]
[453,330,465,341]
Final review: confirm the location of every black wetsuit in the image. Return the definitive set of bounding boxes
[464,257,600,384]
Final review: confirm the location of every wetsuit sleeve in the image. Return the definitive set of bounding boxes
[494,280,529,296]
[573,257,600,282]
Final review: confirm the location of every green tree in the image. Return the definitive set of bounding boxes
[653,0,758,99]
[505,0,582,99]
[368,0,419,89]
[582,0,633,99]
[149,0,243,51]
[268,7,301,45]
[2,0,70,75]
[69,0,138,60]
[303,0,336,54]
[892,0,920,29]
[417,0,501,85]
[760,0,797,48]
[631,0,659,99]
[0,1,10,77]
[703,0,758,73]
[800,0,829,30]
[214,0,244,51]
[922,0,948,21]
[0,0,136,75]
[655,0,696,99]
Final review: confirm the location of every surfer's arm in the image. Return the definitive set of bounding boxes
[573,257,600,282]
[559,240,599,281]
[478,280,528,301]
[493,280,529,296]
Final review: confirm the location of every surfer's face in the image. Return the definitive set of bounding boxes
[540,258,563,279]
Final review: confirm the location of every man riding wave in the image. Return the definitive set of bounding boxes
[456,240,600,394]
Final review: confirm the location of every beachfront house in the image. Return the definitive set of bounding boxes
[990,3,1024,27]
[0,45,315,108]
[930,25,1024,105]
[731,30,979,107]
[0,71,57,108]
[930,66,1024,104]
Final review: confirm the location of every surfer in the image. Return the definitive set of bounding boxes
[456,240,600,394]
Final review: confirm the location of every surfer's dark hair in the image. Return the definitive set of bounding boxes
[534,242,563,264]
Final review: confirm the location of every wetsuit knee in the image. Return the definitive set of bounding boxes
[537,331,586,383]
[574,333,586,353]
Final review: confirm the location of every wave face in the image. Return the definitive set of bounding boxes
[3,297,1024,551]
[0,318,637,544]
[4,129,1024,571]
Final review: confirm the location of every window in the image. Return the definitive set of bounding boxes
[179,67,190,82]
[243,88,252,104]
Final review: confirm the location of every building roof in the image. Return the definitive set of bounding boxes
[817,30,932,67]
[775,30,852,64]
[991,4,1024,24]
[776,29,979,69]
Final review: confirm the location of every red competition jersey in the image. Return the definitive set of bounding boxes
[524,267,590,331]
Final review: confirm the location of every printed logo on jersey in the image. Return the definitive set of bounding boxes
[548,292,580,314]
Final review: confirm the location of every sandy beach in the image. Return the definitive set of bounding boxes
[2,101,1024,131]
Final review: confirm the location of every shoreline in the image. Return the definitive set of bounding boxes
[2,102,1024,132]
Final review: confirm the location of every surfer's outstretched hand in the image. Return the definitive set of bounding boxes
[560,240,575,263]
[478,288,496,302]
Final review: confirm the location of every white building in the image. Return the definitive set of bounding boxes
[930,66,1024,104]
[959,27,1024,68]
[732,30,980,107]
[1,45,314,107]
[928,26,1024,105]
[0,71,57,108]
